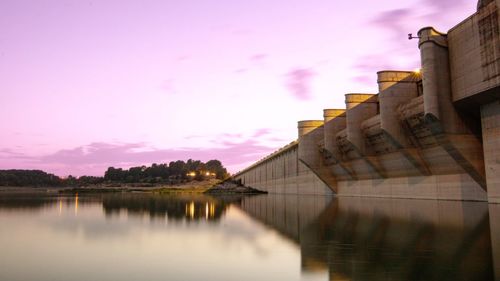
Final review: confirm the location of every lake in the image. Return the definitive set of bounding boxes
[0,192,498,281]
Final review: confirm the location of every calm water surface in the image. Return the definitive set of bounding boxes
[0,192,498,281]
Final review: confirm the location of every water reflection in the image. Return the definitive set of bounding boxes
[0,193,234,222]
[101,194,231,221]
[0,193,103,211]
[1,193,321,281]
[102,194,243,222]
[239,196,498,281]
[490,204,500,281]
[0,193,59,210]
[0,192,498,280]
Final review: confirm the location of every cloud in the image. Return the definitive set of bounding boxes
[176,55,190,62]
[267,137,287,142]
[160,79,175,94]
[353,54,395,73]
[0,148,29,159]
[0,139,276,176]
[422,0,467,13]
[352,75,374,86]
[358,0,475,78]
[186,128,272,142]
[371,0,474,37]
[0,127,286,176]
[371,8,412,38]
[350,54,397,86]
[285,68,316,100]
[221,133,244,139]
[250,53,267,62]
[184,135,204,140]
[234,68,248,74]
[252,128,271,138]
[40,142,147,165]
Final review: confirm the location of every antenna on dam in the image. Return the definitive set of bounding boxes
[408,33,421,40]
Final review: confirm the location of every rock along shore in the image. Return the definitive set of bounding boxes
[204,181,267,195]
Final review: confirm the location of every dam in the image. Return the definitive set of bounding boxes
[233,0,500,203]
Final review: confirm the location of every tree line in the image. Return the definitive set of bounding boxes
[0,159,229,187]
[0,170,63,187]
[103,159,228,184]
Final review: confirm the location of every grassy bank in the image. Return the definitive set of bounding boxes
[152,179,220,194]
[57,179,221,194]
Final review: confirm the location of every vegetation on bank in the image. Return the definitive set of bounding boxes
[0,159,229,188]
[57,179,269,195]
[152,179,220,194]
[59,179,222,194]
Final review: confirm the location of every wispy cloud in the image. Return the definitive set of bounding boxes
[160,79,175,94]
[186,128,272,143]
[221,133,244,139]
[234,68,248,74]
[422,0,468,14]
[252,128,272,138]
[371,0,473,37]
[0,136,277,176]
[0,149,28,159]
[251,129,269,139]
[285,68,315,100]
[176,55,190,62]
[371,8,412,38]
[250,53,267,63]
[350,53,396,86]
[39,141,272,167]
[355,0,474,80]
[352,75,374,86]
[353,54,394,73]
[184,135,204,140]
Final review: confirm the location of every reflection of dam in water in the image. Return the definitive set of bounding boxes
[238,195,499,280]
[0,192,498,279]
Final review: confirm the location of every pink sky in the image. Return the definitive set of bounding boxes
[0,0,477,176]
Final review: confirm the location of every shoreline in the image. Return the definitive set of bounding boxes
[0,179,268,195]
[0,179,219,193]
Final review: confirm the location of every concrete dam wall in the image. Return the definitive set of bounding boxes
[234,0,500,203]
[232,141,334,196]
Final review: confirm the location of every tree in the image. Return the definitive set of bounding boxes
[0,170,63,187]
[206,160,229,179]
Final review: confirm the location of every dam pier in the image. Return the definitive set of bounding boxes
[234,0,500,203]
